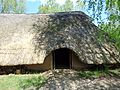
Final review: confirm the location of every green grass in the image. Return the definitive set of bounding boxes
[78,68,120,78]
[0,74,46,90]
[79,70,106,78]
[109,69,120,77]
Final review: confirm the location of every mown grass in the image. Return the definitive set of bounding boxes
[0,74,46,90]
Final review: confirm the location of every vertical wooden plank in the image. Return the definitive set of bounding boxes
[52,51,55,70]
[70,50,72,69]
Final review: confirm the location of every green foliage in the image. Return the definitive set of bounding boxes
[79,64,110,78]
[98,23,120,51]
[79,65,120,78]
[15,0,25,13]
[62,0,73,11]
[109,68,120,77]
[106,0,120,11]
[19,76,46,89]
[83,0,120,23]
[82,0,120,51]
[39,0,84,13]
[79,69,109,78]
[79,70,107,78]
[39,0,61,14]
[0,0,25,13]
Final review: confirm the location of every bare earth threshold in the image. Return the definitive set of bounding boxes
[26,69,120,90]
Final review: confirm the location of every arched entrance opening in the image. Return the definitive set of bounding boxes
[24,48,89,71]
[52,48,71,69]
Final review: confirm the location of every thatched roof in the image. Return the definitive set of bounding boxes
[0,11,120,66]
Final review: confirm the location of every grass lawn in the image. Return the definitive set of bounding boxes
[0,74,46,90]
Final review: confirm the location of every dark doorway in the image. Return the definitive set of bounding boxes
[53,48,71,69]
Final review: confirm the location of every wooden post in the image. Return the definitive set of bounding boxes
[70,50,72,69]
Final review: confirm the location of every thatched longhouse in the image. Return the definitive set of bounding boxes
[0,11,120,70]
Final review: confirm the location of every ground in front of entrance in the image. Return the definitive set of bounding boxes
[39,69,120,90]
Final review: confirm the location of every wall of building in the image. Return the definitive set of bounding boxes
[72,51,89,70]
[25,53,52,71]
[26,50,90,71]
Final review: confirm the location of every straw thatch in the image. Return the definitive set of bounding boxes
[0,11,120,66]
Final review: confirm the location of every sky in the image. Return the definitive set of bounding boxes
[26,0,40,13]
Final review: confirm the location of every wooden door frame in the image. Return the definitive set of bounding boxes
[52,51,55,70]
[69,50,72,69]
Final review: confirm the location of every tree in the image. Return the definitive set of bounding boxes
[82,0,120,50]
[39,0,75,13]
[62,0,73,11]
[39,0,61,14]
[15,0,25,13]
[0,0,25,13]
[79,0,120,24]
